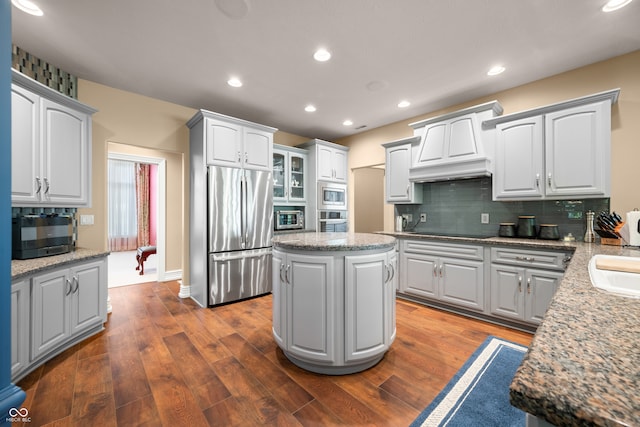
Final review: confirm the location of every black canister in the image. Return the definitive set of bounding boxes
[517,215,536,238]
[498,223,516,237]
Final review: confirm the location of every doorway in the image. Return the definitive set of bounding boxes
[107,152,166,287]
[353,166,385,233]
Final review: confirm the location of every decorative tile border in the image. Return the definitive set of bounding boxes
[11,44,77,99]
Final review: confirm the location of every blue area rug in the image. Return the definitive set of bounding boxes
[410,336,527,427]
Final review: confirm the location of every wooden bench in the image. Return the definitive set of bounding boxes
[135,245,156,275]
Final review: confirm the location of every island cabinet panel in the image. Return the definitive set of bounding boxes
[271,233,396,375]
[344,252,396,363]
[278,252,336,363]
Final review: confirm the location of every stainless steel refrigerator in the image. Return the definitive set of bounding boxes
[207,166,273,306]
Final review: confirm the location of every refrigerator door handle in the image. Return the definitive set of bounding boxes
[211,248,272,262]
[240,174,246,249]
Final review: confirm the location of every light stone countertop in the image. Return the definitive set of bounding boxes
[387,231,640,426]
[272,232,396,251]
[11,247,110,281]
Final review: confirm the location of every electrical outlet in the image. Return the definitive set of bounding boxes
[406,214,413,222]
[80,214,94,225]
[481,213,489,224]
[420,213,427,222]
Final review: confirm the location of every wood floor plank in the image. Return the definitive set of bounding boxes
[17,281,533,426]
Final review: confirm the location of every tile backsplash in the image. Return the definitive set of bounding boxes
[395,177,609,241]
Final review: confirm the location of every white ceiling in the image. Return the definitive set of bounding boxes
[10,0,640,141]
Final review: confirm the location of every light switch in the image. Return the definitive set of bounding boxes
[80,214,94,225]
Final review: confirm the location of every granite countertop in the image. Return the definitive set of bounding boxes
[388,231,639,426]
[12,247,110,280]
[272,232,396,251]
[510,242,640,427]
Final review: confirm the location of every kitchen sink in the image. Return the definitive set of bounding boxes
[588,255,640,298]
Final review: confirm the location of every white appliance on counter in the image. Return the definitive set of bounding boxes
[627,210,640,246]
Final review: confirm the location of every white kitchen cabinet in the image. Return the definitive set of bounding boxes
[297,139,349,184]
[344,251,396,363]
[490,247,569,325]
[11,70,96,207]
[272,243,395,374]
[487,89,619,201]
[382,136,422,204]
[32,257,107,360]
[400,240,484,311]
[11,279,29,379]
[189,110,276,172]
[273,250,336,363]
[273,144,307,203]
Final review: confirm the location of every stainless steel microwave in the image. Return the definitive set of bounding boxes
[275,209,304,230]
[317,182,347,210]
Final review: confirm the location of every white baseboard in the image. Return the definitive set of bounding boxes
[162,269,182,282]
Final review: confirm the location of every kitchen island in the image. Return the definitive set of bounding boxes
[271,232,397,374]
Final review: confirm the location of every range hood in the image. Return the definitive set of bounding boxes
[408,101,503,182]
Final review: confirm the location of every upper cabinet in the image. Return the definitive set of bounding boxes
[408,101,503,182]
[382,136,422,204]
[298,139,349,184]
[485,89,619,201]
[273,144,307,204]
[188,110,277,172]
[11,70,97,207]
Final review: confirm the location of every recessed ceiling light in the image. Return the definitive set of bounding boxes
[343,120,353,126]
[227,77,243,87]
[313,48,331,62]
[305,105,316,112]
[11,0,43,16]
[397,100,411,108]
[487,65,506,76]
[602,0,633,11]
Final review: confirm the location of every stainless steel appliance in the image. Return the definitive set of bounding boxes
[12,214,73,259]
[317,181,347,210]
[207,166,273,306]
[275,209,304,230]
[318,210,348,232]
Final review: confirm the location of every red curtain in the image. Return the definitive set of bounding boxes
[136,163,151,247]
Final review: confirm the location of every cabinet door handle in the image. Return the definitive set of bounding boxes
[518,276,522,293]
[389,262,395,282]
[73,276,79,293]
[35,177,42,194]
[406,184,410,195]
[439,264,443,278]
[535,174,540,189]
[44,177,50,195]
[527,277,531,294]
[279,264,285,283]
[245,152,248,163]
[547,173,552,187]
[385,265,391,283]
[433,264,437,277]
[237,151,242,162]
[285,265,291,284]
[65,278,73,296]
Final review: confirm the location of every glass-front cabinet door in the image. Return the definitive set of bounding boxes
[289,154,305,201]
[273,145,307,204]
[273,151,286,199]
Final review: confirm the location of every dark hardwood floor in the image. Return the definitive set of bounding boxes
[16,281,532,426]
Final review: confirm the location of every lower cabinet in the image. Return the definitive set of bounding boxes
[490,265,563,325]
[401,240,484,311]
[11,256,108,382]
[272,247,396,374]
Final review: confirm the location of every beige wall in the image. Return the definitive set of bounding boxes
[337,50,640,231]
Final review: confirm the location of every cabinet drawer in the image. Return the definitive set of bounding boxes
[403,240,483,261]
[490,247,571,270]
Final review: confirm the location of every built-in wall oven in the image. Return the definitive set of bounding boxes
[318,210,348,232]
[317,181,347,210]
